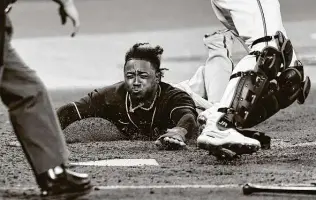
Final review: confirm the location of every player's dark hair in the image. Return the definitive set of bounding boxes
[124,43,168,78]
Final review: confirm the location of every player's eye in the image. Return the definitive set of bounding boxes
[126,74,135,79]
[140,75,149,79]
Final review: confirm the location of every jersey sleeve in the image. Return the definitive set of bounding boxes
[164,90,199,138]
[166,91,198,121]
[57,89,106,130]
[170,108,199,139]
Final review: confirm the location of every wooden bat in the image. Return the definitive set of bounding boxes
[243,183,316,195]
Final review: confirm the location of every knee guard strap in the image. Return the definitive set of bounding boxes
[251,31,294,72]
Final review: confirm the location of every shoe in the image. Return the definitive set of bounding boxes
[197,106,261,160]
[197,127,261,160]
[37,165,92,197]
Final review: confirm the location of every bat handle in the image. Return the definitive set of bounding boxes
[242,184,254,195]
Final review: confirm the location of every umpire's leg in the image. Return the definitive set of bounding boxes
[0,32,69,175]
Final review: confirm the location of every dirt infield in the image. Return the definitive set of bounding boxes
[0,87,316,199]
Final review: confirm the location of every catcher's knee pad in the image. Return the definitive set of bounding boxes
[276,60,311,107]
[251,31,310,102]
[276,67,302,108]
[291,60,311,104]
[251,31,293,73]
[275,31,294,69]
[252,46,282,80]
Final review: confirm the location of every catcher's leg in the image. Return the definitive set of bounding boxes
[198,49,310,159]
[198,0,310,159]
[197,68,262,160]
[175,29,234,110]
[175,66,213,110]
[203,29,234,103]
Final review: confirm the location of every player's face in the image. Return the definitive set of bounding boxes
[124,59,159,100]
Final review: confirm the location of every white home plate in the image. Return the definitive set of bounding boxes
[70,159,159,167]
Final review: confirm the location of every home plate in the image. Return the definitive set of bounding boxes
[69,159,159,167]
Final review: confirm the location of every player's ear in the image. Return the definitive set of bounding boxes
[155,72,161,83]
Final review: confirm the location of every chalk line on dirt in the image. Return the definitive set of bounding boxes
[69,159,159,167]
[4,182,316,192]
[0,184,241,192]
[271,140,316,149]
[94,184,240,190]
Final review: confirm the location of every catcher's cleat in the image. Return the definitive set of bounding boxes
[37,165,92,198]
[238,129,271,150]
[207,145,238,161]
[197,127,261,160]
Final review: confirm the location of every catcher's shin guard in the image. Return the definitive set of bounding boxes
[217,70,275,129]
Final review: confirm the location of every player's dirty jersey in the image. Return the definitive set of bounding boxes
[57,81,198,140]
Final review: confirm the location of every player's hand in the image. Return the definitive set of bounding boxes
[53,0,80,37]
[154,127,187,150]
[197,114,207,134]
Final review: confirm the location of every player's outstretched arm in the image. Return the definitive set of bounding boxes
[155,89,199,150]
[57,89,106,130]
[57,103,83,130]
[52,0,80,37]
[155,108,198,150]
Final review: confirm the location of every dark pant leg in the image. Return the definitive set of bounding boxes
[0,31,69,175]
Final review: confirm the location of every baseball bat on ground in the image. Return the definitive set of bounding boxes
[243,183,316,195]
